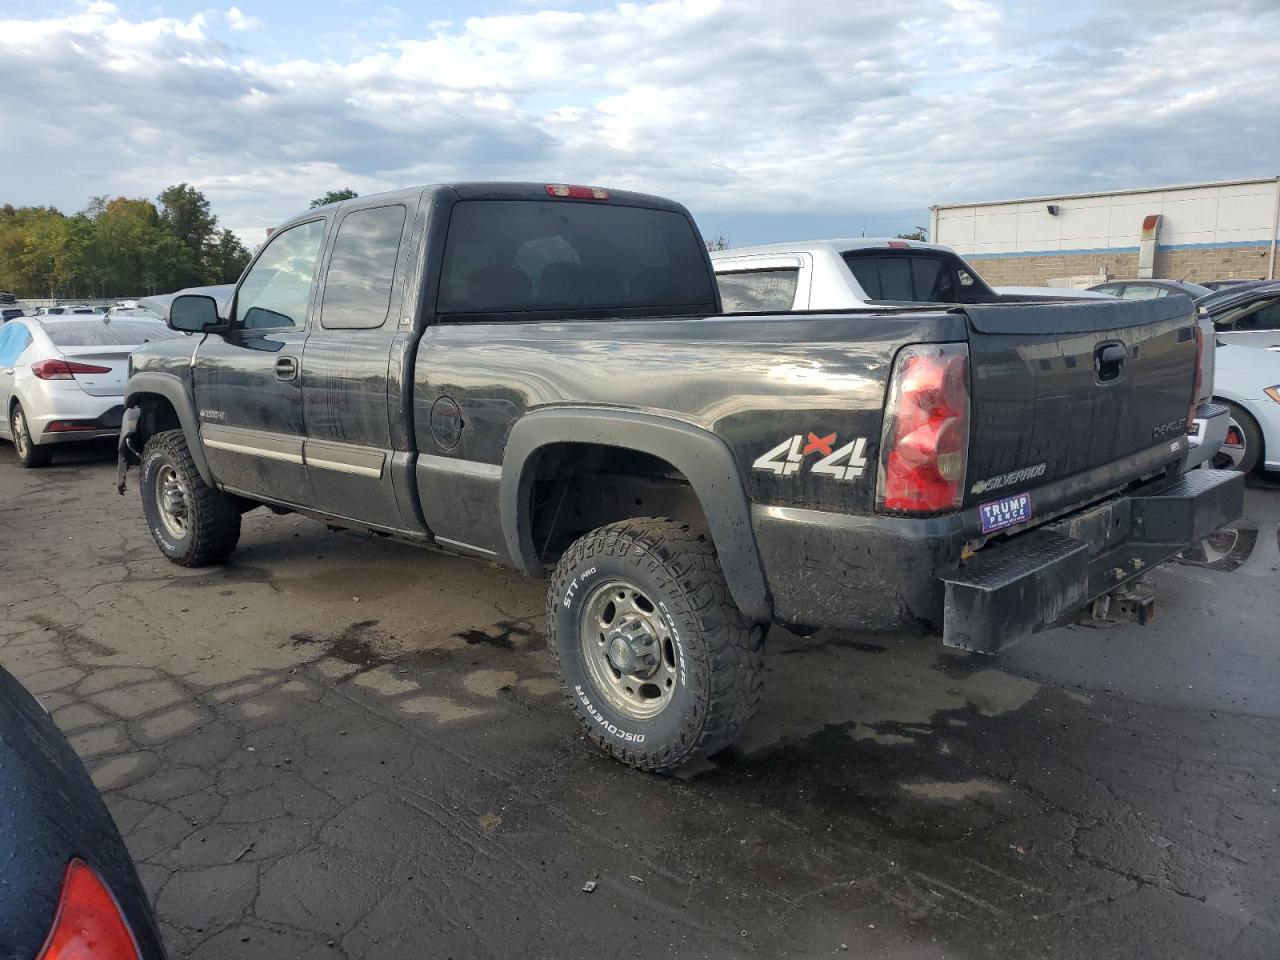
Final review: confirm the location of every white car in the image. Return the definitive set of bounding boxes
[711,239,1224,472]
[0,315,183,467]
[1208,343,1280,475]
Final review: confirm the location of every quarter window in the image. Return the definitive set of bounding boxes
[235,219,327,330]
[0,325,32,364]
[716,269,801,313]
[320,205,407,330]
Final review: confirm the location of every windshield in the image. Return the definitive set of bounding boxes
[437,200,716,317]
[40,319,183,347]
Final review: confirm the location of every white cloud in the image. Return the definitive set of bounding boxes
[225,6,262,32]
[0,1,1276,241]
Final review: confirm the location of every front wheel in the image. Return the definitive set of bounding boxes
[1212,402,1263,474]
[10,403,52,468]
[546,518,764,773]
[140,430,241,566]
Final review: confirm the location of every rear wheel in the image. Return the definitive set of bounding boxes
[1212,402,1262,474]
[546,518,764,773]
[10,403,52,468]
[140,429,241,566]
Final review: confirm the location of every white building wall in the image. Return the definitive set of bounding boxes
[933,178,1280,259]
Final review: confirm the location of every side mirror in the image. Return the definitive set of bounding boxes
[168,294,225,334]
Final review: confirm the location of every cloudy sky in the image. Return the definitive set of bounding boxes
[2,0,1278,247]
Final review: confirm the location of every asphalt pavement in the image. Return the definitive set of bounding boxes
[1,440,1277,959]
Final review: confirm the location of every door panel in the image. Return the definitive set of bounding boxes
[193,217,327,504]
[300,201,415,530]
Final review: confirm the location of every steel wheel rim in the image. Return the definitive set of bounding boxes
[12,409,28,458]
[1213,417,1247,470]
[155,463,189,539]
[579,578,679,721]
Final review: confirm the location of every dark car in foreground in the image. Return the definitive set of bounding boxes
[0,665,165,959]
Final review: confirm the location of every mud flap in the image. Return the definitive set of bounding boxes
[941,469,1243,653]
[116,407,141,495]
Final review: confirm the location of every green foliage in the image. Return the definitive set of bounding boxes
[309,188,358,208]
[0,185,254,298]
[896,228,929,241]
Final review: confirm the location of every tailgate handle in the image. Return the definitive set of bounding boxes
[1094,342,1127,383]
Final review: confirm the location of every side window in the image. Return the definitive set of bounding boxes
[716,269,800,313]
[0,326,32,364]
[1232,299,1280,331]
[320,205,407,330]
[235,219,327,331]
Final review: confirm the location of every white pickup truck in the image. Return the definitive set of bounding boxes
[711,238,1227,472]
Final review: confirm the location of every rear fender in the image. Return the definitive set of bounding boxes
[501,408,772,622]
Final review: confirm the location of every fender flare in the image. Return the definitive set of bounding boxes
[500,407,772,623]
[123,372,214,487]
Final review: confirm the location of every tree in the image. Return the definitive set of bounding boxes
[310,188,358,208]
[206,228,252,284]
[896,227,929,242]
[157,183,217,260]
[705,231,731,251]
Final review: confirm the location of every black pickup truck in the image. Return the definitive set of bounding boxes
[117,182,1242,772]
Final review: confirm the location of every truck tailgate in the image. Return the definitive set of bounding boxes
[960,296,1197,509]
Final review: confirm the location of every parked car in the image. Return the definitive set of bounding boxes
[117,182,1240,773]
[1087,278,1214,300]
[1208,343,1280,474]
[711,241,1225,473]
[0,290,16,305]
[1199,279,1280,352]
[2,307,26,323]
[136,284,236,322]
[0,664,166,959]
[1201,278,1265,292]
[0,314,183,467]
[711,238,1000,311]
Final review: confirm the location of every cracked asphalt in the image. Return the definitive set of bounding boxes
[2,442,1278,959]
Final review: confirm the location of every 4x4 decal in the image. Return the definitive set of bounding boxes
[753,432,869,481]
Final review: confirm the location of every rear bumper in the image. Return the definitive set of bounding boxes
[940,469,1243,652]
[1183,401,1230,471]
[750,469,1243,649]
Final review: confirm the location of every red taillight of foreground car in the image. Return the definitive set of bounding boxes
[876,343,971,514]
[1188,323,1204,430]
[37,859,141,960]
[31,359,113,380]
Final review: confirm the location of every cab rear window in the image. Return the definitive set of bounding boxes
[716,269,800,313]
[437,200,716,317]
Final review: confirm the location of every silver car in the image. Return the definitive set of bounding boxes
[0,315,183,467]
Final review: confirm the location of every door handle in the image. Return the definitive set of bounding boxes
[274,356,298,381]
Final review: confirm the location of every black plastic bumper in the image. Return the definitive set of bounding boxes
[940,469,1244,653]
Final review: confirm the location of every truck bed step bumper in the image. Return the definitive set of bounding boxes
[940,469,1244,653]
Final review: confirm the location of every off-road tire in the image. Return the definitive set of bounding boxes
[10,403,52,468]
[140,429,241,566]
[547,518,765,773]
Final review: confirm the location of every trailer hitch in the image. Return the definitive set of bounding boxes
[1084,583,1156,626]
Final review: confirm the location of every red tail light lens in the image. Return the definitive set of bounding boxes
[32,359,113,380]
[1188,323,1203,430]
[876,343,970,514]
[37,860,141,960]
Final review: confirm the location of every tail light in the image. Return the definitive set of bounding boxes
[1187,324,1204,430]
[37,859,141,960]
[32,359,112,380]
[876,343,970,514]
